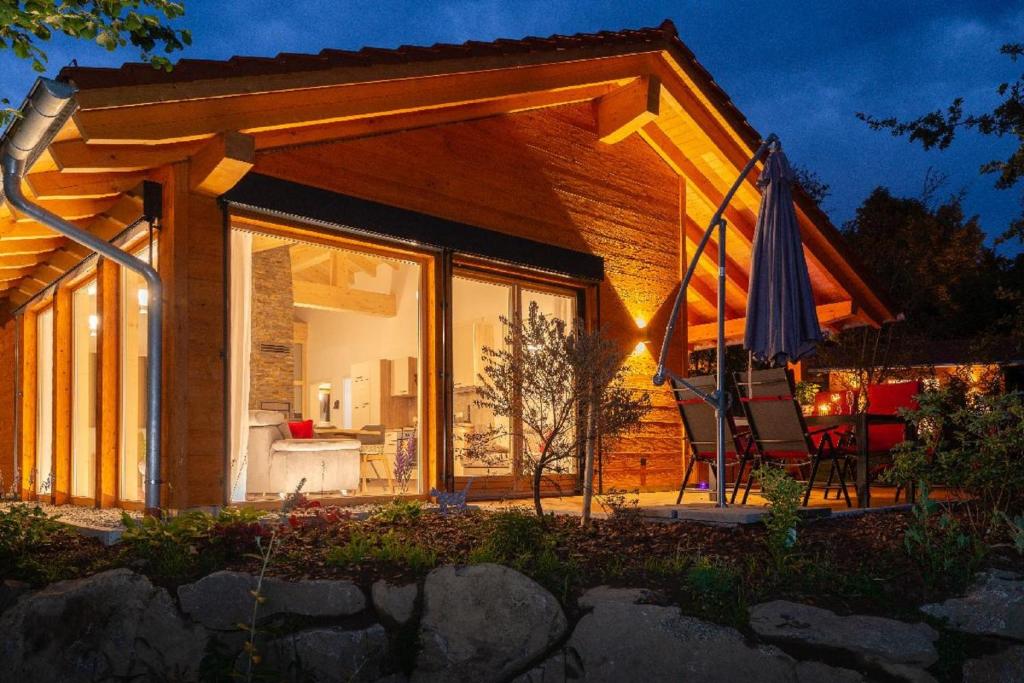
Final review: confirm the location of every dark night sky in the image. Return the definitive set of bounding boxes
[2,1,1021,253]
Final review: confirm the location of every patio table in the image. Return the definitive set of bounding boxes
[804,413,909,508]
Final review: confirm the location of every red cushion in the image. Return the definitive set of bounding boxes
[867,381,921,415]
[288,419,314,439]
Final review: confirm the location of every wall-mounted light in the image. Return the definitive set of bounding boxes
[633,315,650,354]
[86,283,97,296]
[88,314,99,337]
[138,287,149,313]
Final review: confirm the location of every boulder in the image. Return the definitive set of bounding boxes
[413,564,567,682]
[248,625,389,683]
[178,570,365,631]
[795,661,865,683]
[749,600,939,672]
[372,579,418,625]
[921,570,1024,641]
[511,652,582,683]
[0,568,207,682]
[0,578,30,613]
[577,585,657,608]
[962,645,1024,683]
[567,599,798,682]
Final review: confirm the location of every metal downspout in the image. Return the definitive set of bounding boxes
[0,78,164,515]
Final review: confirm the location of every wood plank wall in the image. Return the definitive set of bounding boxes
[0,319,16,494]
[256,102,688,491]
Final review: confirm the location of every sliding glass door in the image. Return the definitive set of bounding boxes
[71,280,98,499]
[451,271,579,489]
[35,306,54,496]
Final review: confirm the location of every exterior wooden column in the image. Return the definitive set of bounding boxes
[96,259,120,507]
[52,286,72,504]
[18,310,37,497]
[158,161,229,508]
[0,318,18,495]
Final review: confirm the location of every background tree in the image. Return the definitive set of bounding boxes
[473,303,650,518]
[1,1,191,124]
[792,164,832,207]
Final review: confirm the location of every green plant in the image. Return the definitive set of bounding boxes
[242,531,279,683]
[371,499,423,524]
[120,507,268,582]
[794,381,820,407]
[903,482,983,598]
[326,529,375,566]
[681,555,746,627]
[325,528,437,574]
[1001,512,1024,555]
[753,464,803,570]
[0,504,73,582]
[888,389,1024,537]
[596,488,643,527]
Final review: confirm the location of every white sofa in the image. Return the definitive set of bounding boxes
[246,411,361,495]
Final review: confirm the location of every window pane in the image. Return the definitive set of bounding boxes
[452,275,513,476]
[231,230,425,501]
[71,281,98,498]
[120,243,156,502]
[35,307,54,495]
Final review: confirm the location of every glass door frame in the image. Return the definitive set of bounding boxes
[447,258,590,495]
[69,273,99,503]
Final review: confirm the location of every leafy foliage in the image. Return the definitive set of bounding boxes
[119,507,267,582]
[753,464,804,571]
[886,389,1024,535]
[371,499,423,525]
[0,504,73,582]
[902,483,982,598]
[325,528,436,574]
[792,163,831,207]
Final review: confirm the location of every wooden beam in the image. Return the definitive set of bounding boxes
[254,81,619,150]
[46,249,87,272]
[2,197,118,222]
[25,171,144,199]
[71,54,652,144]
[0,222,58,240]
[597,76,660,144]
[8,288,32,307]
[292,279,396,316]
[0,267,36,282]
[688,301,856,345]
[0,254,42,269]
[189,132,255,196]
[49,139,205,173]
[0,237,65,255]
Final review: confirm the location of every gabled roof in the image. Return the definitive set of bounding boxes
[0,20,893,334]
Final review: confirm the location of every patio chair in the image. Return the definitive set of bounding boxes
[812,389,856,501]
[670,375,755,504]
[734,368,854,507]
[865,381,922,503]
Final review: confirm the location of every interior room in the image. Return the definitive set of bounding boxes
[230,228,423,502]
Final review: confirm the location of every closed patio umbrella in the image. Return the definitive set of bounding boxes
[744,144,822,366]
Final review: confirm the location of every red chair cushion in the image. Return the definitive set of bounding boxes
[865,381,921,453]
[287,419,314,439]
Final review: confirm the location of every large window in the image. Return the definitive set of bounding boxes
[230,228,426,502]
[71,279,98,498]
[451,272,578,482]
[34,305,54,496]
[120,242,156,502]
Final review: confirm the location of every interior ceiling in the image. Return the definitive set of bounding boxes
[0,42,886,336]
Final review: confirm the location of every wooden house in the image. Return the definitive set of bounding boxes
[0,21,892,509]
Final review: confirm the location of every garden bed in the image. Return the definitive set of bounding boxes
[2,499,1019,628]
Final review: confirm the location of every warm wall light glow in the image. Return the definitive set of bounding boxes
[137,288,149,311]
[86,283,97,296]
[88,314,99,336]
[633,340,647,355]
[634,316,647,329]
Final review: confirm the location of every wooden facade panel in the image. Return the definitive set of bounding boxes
[257,102,686,493]
[0,319,16,493]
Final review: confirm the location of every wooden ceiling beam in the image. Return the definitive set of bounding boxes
[49,139,205,173]
[3,197,118,223]
[688,301,856,345]
[596,75,660,144]
[0,253,44,269]
[254,82,619,150]
[8,289,32,307]
[46,249,87,272]
[25,170,145,199]
[292,279,396,317]
[0,267,36,282]
[0,237,65,255]
[71,54,652,144]
[189,132,255,196]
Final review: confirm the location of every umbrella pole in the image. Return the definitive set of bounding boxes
[716,217,728,507]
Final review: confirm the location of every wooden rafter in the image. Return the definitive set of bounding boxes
[688,301,857,345]
[25,170,145,199]
[596,76,660,144]
[189,132,255,196]
[48,138,206,173]
[292,279,396,317]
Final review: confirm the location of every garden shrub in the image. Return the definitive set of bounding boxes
[120,507,267,582]
[371,499,423,525]
[753,464,803,570]
[681,555,746,627]
[325,529,437,574]
[903,482,983,598]
[596,488,644,528]
[888,389,1024,536]
[0,504,74,583]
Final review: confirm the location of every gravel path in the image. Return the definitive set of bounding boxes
[0,501,142,530]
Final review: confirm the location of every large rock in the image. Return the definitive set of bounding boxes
[0,568,207,682]
[413,564,567,682]
[372,579,418,625]
[248,625,389,682]
[178,570,365,631]
[750,600,939,674]
[921,570,1024,641]
[568,596,797,682]
[963,645,1024,683]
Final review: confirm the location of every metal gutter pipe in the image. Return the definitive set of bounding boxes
[1,78,164,515]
